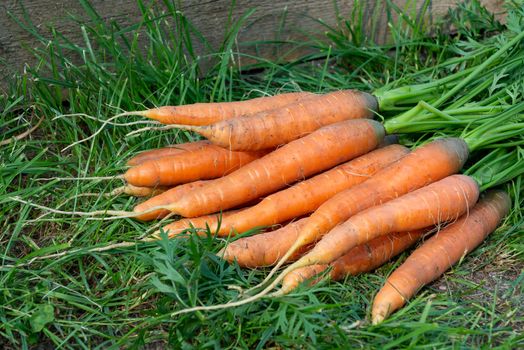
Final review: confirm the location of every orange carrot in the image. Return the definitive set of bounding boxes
[371,190,510,324]
[255,138,469,288]
[126,140,210,166]
[133,181,209,221]
[150,209,242,239]
[175,144,408,237]
[293,175,479,268]
[220,218,310,267]
[280,230,425,294]
[124,145,267,187]
[160,119,385,218]
[124,92,314,125]
[172,90,377,151]
[245,174,478,303]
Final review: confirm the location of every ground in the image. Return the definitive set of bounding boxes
[1,1,523,349]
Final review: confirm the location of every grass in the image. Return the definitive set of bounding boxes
[1,0,523,348]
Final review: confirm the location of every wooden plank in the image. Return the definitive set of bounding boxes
[0,0,505,91]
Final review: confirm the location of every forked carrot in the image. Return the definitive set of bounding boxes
[124,145,267,187]
[280,230,426,294]
[371,190,510,324]
[158,119,385,218]
[116,92,314,125]
[126,140,210,166]
[161,144,409,237]
[170,90,377,150]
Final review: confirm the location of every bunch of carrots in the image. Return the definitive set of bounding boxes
[36,22,524,322]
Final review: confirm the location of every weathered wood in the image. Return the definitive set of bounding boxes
[0,0,505,91]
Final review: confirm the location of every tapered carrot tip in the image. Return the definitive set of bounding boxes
[372,292,403,324]
[216,247,226,257]
[141,107,177,122]
[372,311,387,325]
[124,166,158,187]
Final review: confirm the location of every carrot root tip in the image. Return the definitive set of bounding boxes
[371,303,391,324]
[216,247,226,258]
[372,313,386,325]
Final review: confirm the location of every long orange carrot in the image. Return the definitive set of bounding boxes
[159,119,385,218]
[253,138,469,289]
[219,218,310,267]
[292,175,479,268]
[149,209,242,239]
[133,181,209,221]
[171,90,377,151]
[280,230,426,294]
[122,92,314,125]
[124,145,267,187]
[162,144,409,237]
[127,140,210,166]
[244,174,478,303]
[371,190,510,324]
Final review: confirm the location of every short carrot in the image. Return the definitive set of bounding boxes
[126,140,210,166]
[124,144,267,187]
[371,190,510,324]
[280,230,426,294]
[133,180,209,221]
[162,144,409,237]
[171,90,377,151]
[159,119,385,218]
[118,92,314,125]
[219,218,310,267]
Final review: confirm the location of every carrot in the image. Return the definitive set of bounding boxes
[246,173,478,301]
[293,174,479,268]
[161,144,408,237]
[253,138,469,289]
[124,145,267,187]
[126,140,210,166]
[159,119,385,218]
[171,90,377,151]
[133,180,209,221]
[118,92,314,125]
[281,230,426,294]
[371,190,510,324]
[219,218,310,267]
[149,209,242,239]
